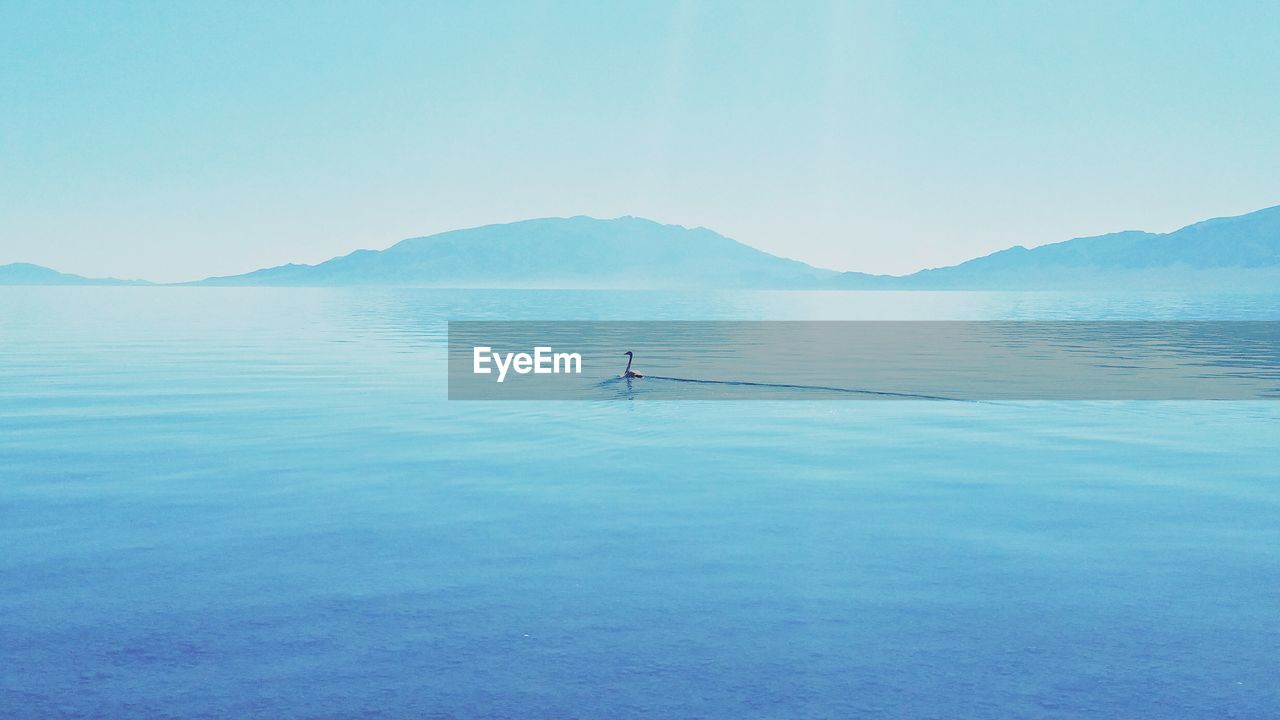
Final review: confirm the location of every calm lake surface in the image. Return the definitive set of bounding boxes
[2,288,1278,719]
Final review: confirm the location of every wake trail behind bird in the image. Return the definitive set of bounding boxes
[599,374,969,401]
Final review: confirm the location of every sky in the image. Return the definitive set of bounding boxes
[2,0,1279,283]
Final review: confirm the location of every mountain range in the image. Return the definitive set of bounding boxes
[864,203,1280,289]
[4,204,1280,289]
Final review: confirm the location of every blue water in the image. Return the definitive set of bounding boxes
[2,288,1278,719]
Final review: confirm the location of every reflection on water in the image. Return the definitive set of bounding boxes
[2,288,1279,719]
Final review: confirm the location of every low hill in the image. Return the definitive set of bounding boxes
[0,263,150,286]
[196,216,842,288]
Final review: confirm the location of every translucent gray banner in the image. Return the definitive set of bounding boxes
[447,321,1280,400]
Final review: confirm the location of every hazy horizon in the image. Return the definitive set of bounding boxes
[4,1,1280,283]
[11,200,1280,285]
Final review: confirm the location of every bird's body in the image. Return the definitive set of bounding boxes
[623,351,643,379]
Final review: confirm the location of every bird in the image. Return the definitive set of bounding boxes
[622,351,643,379]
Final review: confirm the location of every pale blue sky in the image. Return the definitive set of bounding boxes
[3,1,1279,282]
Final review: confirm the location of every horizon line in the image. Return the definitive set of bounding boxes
[4,202,1279,285]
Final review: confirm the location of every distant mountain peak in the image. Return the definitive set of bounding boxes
[198,215,837,288]
[885,203,1280,289]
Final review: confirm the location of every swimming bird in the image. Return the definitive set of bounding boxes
[622,351,643,379]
